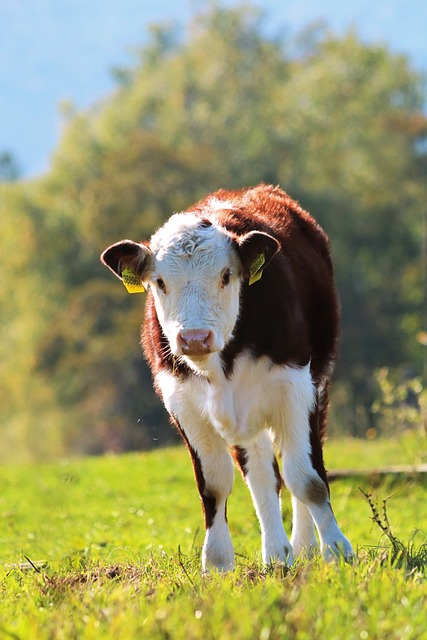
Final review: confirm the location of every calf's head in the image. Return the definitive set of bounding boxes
[101,212,279,364]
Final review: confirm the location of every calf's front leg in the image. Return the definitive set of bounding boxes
[172,417,235,572]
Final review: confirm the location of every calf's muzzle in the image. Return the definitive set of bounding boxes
[177,329,214,356]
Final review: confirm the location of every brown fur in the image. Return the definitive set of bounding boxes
[141,184,339,500]
[142,184,339,385]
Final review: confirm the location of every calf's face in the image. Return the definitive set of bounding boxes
[101,212,279,363]
[149,214,243,358]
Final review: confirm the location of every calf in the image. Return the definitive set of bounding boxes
[101,184,353,570]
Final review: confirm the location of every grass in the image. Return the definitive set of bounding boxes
[325,428,426,469]
[0,429,426,639]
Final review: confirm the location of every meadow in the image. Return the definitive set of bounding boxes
[1,429,426,640]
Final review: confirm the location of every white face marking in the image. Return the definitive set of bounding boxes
[147,213,242,368]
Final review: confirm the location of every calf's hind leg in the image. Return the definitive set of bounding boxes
[280,367,354,560]
[290,498,318,557]
[233,431,293,565]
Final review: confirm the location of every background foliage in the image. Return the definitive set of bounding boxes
[1,6,426,460]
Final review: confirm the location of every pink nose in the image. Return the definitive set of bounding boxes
[177,329,214,356]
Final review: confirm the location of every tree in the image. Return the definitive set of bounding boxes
[1,6,426,459]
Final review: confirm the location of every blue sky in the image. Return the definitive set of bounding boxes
[1,0,427,177]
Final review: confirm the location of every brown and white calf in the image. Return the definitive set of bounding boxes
[101,184,353,571]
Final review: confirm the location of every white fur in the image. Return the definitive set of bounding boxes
[290,498,318,557]
[159,356,314,446]
[157,352,354,569]
[241,431,293,565]
[147,214,241,357]
[202,516,235,572]
[157,368,235,572]
[308,503,354,560]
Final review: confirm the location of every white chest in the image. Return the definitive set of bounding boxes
[156,353,314,445]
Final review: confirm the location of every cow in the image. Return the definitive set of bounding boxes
[101,183,354,571]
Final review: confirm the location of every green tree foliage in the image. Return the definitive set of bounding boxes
[1,6,426,459]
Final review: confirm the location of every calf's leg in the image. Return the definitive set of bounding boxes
[172,417,235,572]
[279,367,354,560]
[290,498,318,557]
[233,431,293,565]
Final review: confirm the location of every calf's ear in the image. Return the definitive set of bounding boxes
[100,240,152,281]
[237,231,280,283]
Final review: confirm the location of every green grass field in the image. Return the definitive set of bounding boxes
[1,429,426,639]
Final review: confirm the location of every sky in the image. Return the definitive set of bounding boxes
[1,0,427,178]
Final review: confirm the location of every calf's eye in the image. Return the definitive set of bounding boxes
[221,269,232,287]
[156,278,166,293]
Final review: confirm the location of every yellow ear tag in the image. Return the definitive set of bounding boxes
[248,252,265,285]
[121,267,145,294]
